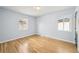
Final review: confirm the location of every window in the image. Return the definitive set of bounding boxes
[18,17,28,31]
[58,18,70,32]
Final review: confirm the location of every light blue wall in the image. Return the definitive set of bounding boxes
[0,8,36,42]
[37,7,75,43]
[0,9,3,40]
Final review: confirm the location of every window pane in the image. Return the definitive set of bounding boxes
[64,22,70,31]
[58,22,63,31]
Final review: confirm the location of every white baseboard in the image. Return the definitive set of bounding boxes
[39,34,75,44]
[0,34,36,43]
[0,34,75,44]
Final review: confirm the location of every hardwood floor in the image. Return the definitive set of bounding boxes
[0,35,77,53]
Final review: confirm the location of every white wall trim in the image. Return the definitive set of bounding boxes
[39,34,75,44]
[0,34,35,43]
[0,34,75,44]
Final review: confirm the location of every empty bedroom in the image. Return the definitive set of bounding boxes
[0,6,78,53]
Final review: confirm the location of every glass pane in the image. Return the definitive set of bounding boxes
[64,22,70,31]
[58,22,63,31]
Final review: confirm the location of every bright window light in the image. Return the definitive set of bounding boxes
[58,18,70,32]
[64,22,70,31]
[58,22,63,31]
[18,17,28,31]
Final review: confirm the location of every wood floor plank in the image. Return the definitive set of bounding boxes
[0,35,77,53]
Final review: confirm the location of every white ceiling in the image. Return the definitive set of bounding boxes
[2,6,75,17]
